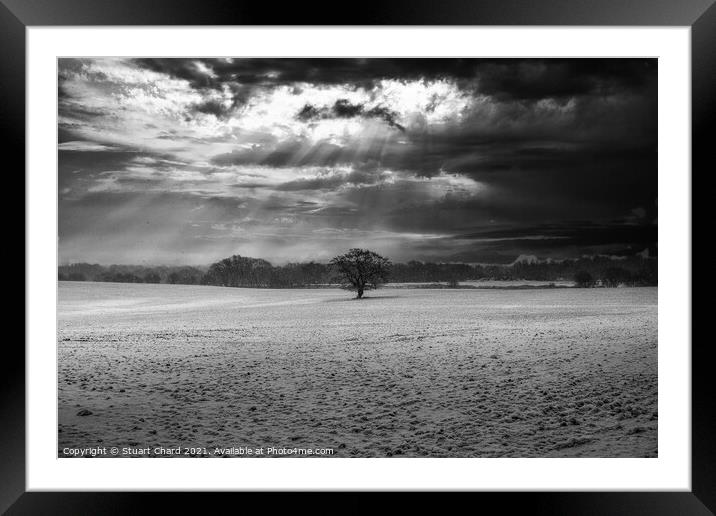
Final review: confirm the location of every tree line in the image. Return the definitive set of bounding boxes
[58,254,657,288]
[57,263,206,285]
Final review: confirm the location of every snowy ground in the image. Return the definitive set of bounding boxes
[58,281,657,458]
[386,280,575,288]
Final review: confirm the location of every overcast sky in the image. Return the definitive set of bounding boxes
[58,58,657,265]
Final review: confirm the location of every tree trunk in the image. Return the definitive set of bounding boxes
[356,288,364,299]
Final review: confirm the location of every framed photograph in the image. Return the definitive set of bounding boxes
[6,0,711,512]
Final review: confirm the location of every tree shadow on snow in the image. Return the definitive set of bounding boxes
[323,295,403,303]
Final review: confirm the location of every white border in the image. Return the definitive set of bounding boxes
[27,27,691,491]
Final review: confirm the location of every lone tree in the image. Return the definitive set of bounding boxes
[330,248,391,299]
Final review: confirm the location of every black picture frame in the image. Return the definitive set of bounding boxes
[4,0,710,513]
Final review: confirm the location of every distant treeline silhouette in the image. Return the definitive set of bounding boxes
[58,254,657,287]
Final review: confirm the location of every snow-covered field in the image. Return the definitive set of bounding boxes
[58,281,657,457]
[387,280,575,288]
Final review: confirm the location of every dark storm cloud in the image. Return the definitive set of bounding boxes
[438,142,658,206]
[473,59,656,100]
[297,100,405,131]
[132,58,655,101]
[133,58,477,89]
[190,99,232,118]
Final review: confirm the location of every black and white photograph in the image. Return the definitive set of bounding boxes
[57,57,658,459]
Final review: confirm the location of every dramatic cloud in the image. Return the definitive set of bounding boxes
[297,99,405,131]
[58,58,657,265]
